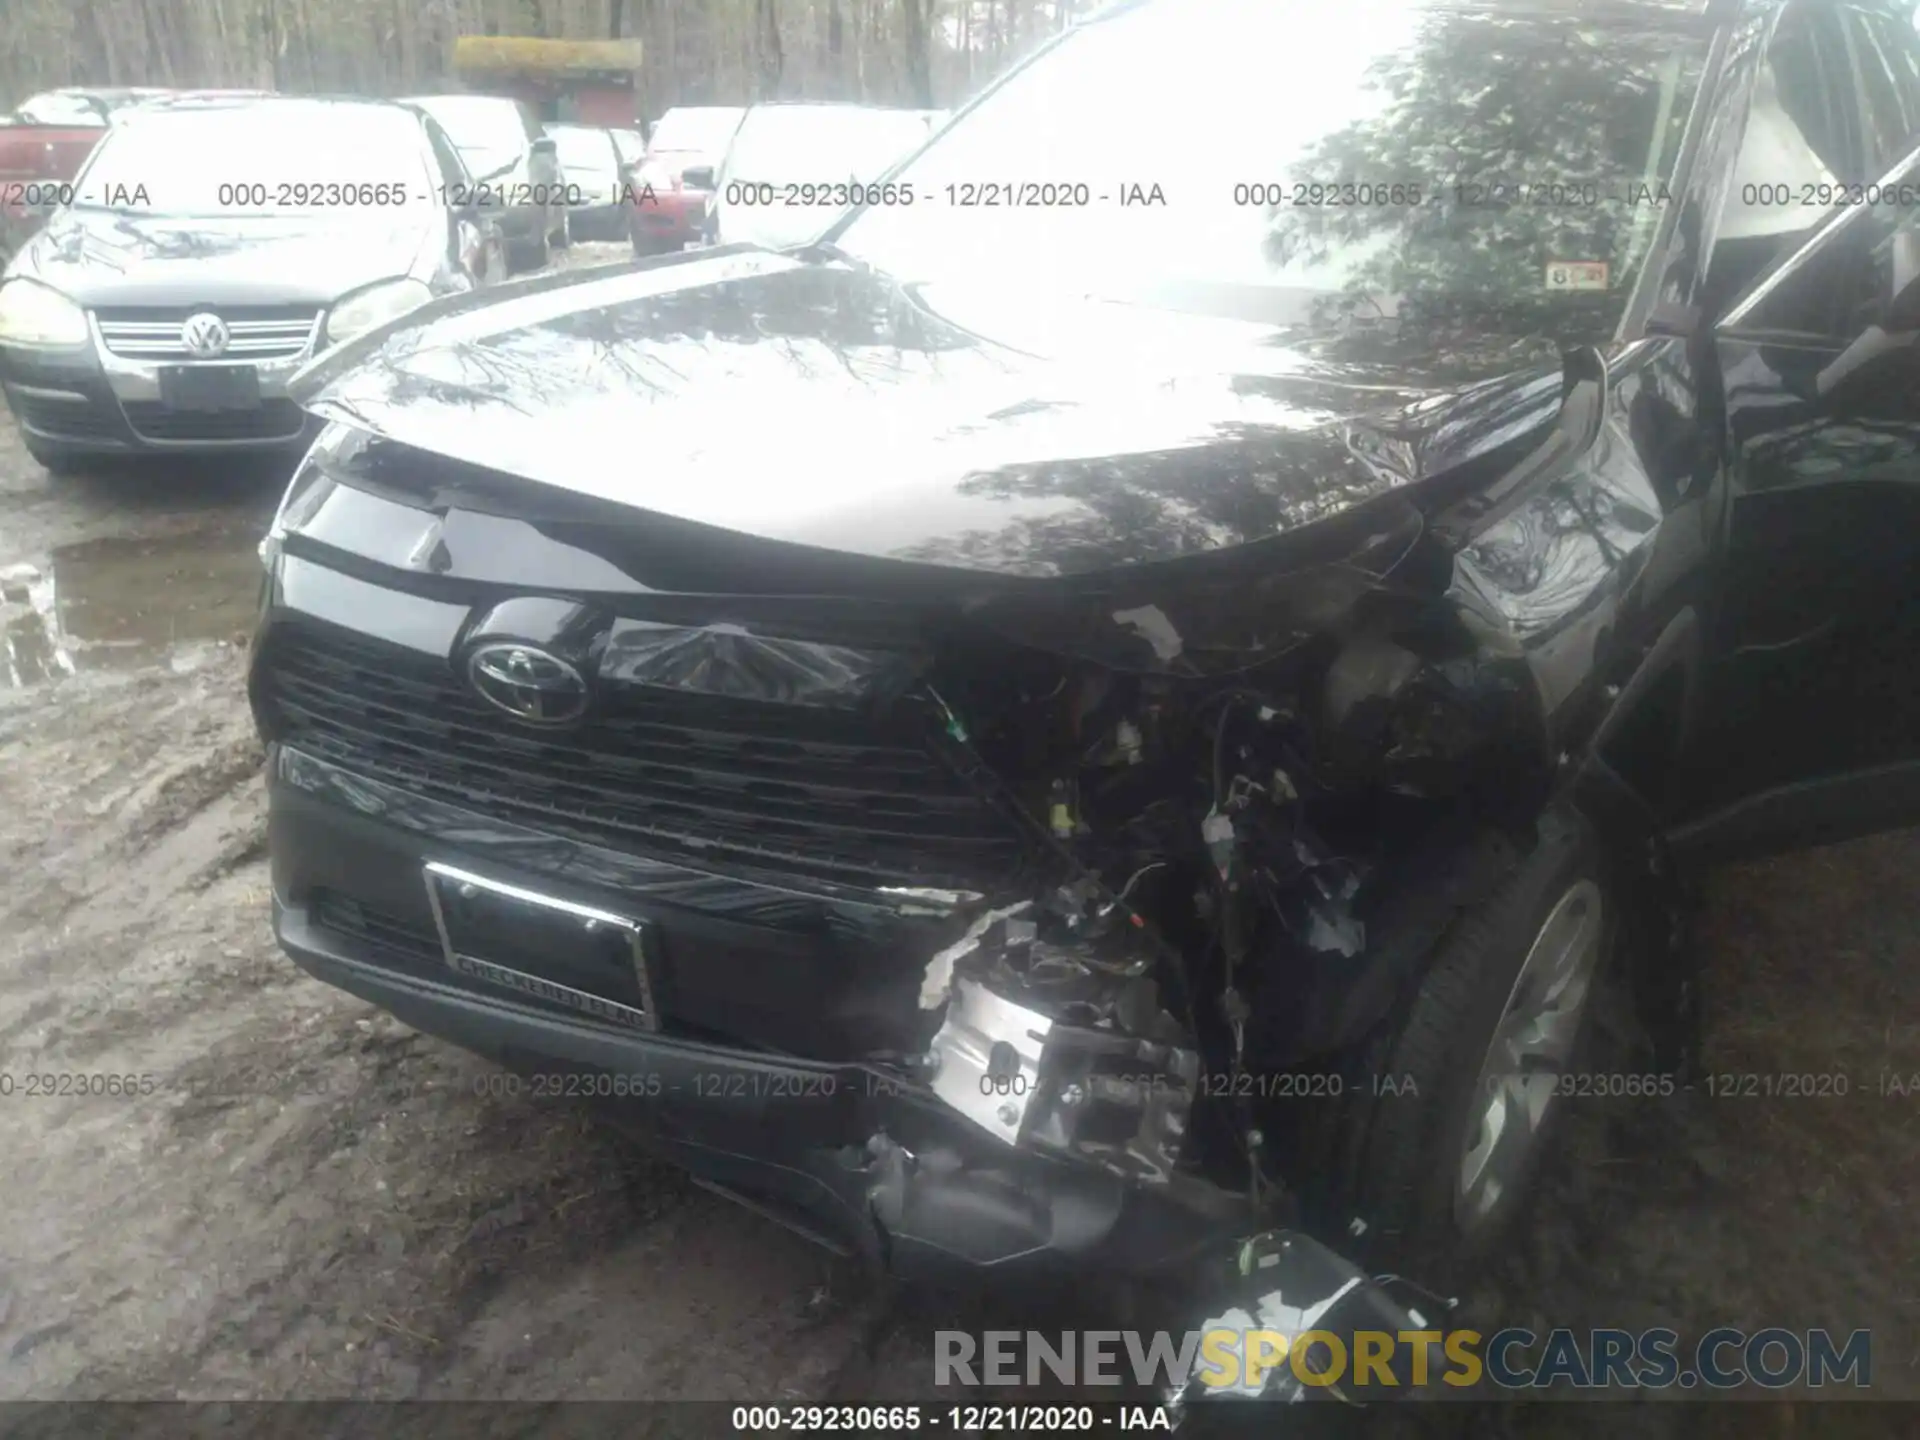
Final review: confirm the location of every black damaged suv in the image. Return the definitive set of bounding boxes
[250,0,1920,1366]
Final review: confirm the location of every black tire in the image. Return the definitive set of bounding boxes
[24,436,85,476]
[1336,809,1614,1293]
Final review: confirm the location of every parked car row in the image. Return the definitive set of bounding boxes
[5,84,954,279]
[0,86,954,472]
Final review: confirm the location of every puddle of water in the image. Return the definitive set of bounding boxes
[0,519,265,689]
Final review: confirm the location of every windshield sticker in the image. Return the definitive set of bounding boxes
[1545,262,1610,291]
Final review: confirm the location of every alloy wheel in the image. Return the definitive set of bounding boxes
[1455,879,1605,1229]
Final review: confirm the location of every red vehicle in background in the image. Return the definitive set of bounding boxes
[625,105,743,256]
[1,89,170,264]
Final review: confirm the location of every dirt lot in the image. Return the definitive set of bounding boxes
[0,248,1915,1426]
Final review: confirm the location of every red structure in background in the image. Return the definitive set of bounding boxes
[451,37,645,129]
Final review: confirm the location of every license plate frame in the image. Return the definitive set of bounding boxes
[157,364,261,411]
[422,862,658,1031]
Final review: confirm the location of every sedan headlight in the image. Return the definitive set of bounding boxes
[322,277,432,347]
[0,278,88,346]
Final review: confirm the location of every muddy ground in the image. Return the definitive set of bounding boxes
[0,247,1914,1431]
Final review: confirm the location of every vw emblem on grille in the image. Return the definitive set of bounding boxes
[466,643,589,725]
[180,311,230,358]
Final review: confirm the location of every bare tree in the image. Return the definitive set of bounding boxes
[900,0,931,106]
[2,0,1116,119]
[755,0,784,97]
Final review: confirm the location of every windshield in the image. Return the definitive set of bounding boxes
[74,105,435,218]
[724,107,936,184]
[837,0,1710,342]
[549,125,617,175]
[649,107,745,156]
[409,96,528,169]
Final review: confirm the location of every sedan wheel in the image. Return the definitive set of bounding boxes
[1455,879,1603,1228]
[1333,811,1614,1290]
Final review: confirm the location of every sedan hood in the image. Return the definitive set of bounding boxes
[17,206,431,308]
[292,247,1570,579]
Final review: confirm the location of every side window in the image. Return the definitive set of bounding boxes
[1706,4,1867,326]
[1768,4,1866,185]
[1725,143,1920,338]
[1841,5,1920,175]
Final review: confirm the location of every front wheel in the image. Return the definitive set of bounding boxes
[1337,811,1614,1292]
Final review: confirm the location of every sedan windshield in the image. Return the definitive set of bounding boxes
[837,0,1711,343]
[549,125,618,178]
[73,105,435,218]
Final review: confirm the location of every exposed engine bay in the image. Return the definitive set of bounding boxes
[842,499,1560,1218]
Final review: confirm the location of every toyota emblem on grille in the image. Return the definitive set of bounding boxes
[180,312,230,358]
[467,643,590,725]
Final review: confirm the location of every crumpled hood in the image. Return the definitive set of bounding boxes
[18,206,431,308]
[292,247,1566,578]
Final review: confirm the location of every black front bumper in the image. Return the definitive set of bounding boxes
[268,754,1251,1283]
[0,342,321,456]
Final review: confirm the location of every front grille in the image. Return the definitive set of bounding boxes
[260,621,1026,892]
[95,305,320,361]
[122,399,307,442]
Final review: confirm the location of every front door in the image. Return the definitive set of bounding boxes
[1676,139,1920,863]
